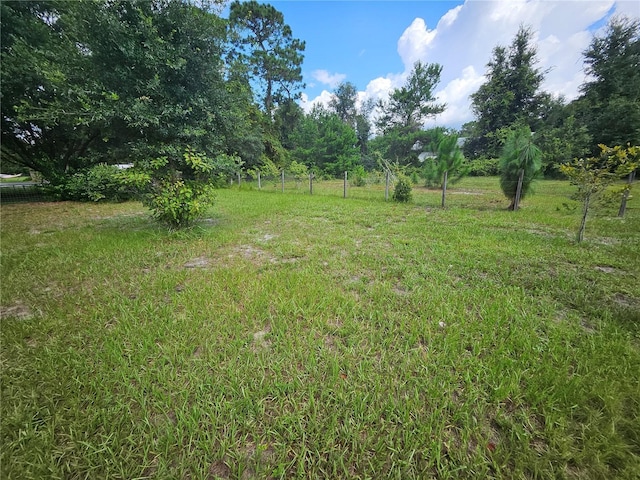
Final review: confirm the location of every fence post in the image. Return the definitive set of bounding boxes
[385,170,390,201]
[344,171,348,198]
[309,173,313,195]
[281,170,285,193]
[237,172,241,186]
[258,171,261,190]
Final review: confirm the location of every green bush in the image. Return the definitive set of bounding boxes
[392,175,413,202]
[59,164,135,201]
[350,165,367,187]
[145,179,215,228]
[467,157,500,176]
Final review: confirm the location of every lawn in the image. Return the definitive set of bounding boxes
[1,178,639,479]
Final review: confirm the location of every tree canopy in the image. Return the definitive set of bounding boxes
[228,0,305,117]
[467,25,546,160]
[377,61,445,134]
[1,0,245,182]
[575,15,640,149]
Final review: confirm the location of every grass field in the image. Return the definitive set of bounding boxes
[1,178,639,479]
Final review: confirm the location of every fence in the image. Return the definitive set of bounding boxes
[233,170,398,202]
[0,183,54,204]
[0,171,402,205]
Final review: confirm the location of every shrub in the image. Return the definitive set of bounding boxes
[126,148,240,228]
[145,179,215,228]
[59,164,135,202]
[467,157,500,176]
[350,165,367,187]
[392,175,413,202]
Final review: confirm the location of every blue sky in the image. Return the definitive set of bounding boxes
[227,0,640,129]
[269,1,464,93]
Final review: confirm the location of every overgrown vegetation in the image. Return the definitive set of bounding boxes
[2,179,639,478]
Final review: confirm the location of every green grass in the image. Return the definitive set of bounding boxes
[1,178,639,479]
[0,176,31,183]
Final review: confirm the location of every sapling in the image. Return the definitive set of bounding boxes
[560,144,639,242]
[499,126,542,210]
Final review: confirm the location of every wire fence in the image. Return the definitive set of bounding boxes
[232,171,397,202]
[0,183,54,204]
[0,170,401,205]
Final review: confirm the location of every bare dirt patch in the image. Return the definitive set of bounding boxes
[233,245,273,264]
[192,346,203,358]
[183,256,210,268]
[323,334,339,352]
[0,302,34,321]
[208,460,230,479]
[594,265,620,274]
[252,327,272,351]
[393,283,410,296]
[449,190,484,195]
[259,233,277,242]
[613,294,638,309]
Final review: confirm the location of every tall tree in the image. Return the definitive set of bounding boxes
[369,128,444,168]
[376,61,445,133]
[576,15,640,149]
[273,97,304,151]
[228,0,305,117]
[292,106,360,177]
[372,61,444,168]
[533,95,591,176]
[329,81,358,126]
[1,0,242,183]
[1,1,105,182]
[468,25,546,159]
[355,98,375,159]
[329,83,376,162]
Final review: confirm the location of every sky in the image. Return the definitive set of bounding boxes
[231,0,639,130]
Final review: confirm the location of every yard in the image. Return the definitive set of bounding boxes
[1,178,639,479]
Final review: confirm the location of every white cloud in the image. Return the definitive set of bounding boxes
[614,0,640,17]
[425,65,486,127]
[397,18,437,70]
[299,90,334,114]
[377,0,632,128]
[300,0,637,129]
[438,4,463,29]
[311,69,347,89]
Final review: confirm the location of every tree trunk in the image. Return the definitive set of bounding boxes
[618,170,636,217]
[577,193,591,243]
[513,168,525,211]
[441,170,448,208]
[265,78,273,118]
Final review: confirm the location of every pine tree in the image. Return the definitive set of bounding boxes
[469,25,546,159]
[499,126,542,210]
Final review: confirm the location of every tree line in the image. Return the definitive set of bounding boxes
[1,1,638,226]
